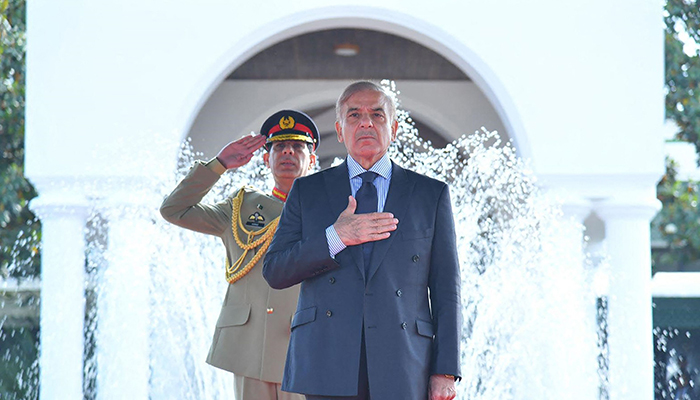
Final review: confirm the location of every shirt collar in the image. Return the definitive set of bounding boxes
[347,153,392,180]
[271,187,287,202]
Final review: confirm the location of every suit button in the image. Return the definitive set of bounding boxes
[326,310,332,317]
[412,254,420,262]
[329,277,336,284]
[266,308,274,314]
[396,289,402,297]
[401,322,407,330]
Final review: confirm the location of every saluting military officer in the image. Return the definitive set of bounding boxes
[160,110,319,400]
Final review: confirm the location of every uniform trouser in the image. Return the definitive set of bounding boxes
[234,374,305,400]
[304,331,370,400]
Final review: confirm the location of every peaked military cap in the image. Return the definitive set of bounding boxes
[261,109,319,152]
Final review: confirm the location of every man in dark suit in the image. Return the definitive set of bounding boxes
[263,81,461,400]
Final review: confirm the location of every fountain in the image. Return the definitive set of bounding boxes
[4,82,609,399]
[385,97,600,398]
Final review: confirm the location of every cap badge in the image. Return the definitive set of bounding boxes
[279,116,295,130]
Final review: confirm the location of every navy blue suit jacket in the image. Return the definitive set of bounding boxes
[263,160,461,399]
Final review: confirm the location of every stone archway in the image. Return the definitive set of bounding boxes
[178,7,530,165]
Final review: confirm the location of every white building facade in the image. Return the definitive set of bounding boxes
[25,1,665,399]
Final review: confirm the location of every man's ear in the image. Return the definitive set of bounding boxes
[391,119,399,141]
[263,152,270,168]
[335,121,344,143]
[309,153,317,168]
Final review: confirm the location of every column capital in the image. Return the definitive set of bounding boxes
[560,197,593,224]
[29,193,90,220]
[96,182,162,220]
[593,197,661,222]
[543,188,592,223]
[27,177,91,220]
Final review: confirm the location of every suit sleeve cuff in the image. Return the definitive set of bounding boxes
[325,225,346,258]
[205,158,227,175]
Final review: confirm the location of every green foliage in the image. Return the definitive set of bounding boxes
[655,0,700,272]
[0,0,39,397]
[665,0,700,154]
[0,0,40,279]
[0,324,39,400]
[653,158,700,273]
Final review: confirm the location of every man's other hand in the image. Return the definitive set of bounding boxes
[216,134,267,169]
[429,374,457,400]
[333,196,398,246]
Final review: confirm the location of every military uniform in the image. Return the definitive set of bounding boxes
[160,158,303,400]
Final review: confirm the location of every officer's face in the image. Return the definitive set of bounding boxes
[336,90,398,168]
[263,140,315,180]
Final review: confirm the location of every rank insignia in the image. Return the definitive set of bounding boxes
[246,212,265,228]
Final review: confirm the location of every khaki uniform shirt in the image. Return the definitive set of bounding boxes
[160,159,299,383]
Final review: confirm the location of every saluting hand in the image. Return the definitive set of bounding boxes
[333,196,398,246]
[215,134,267,169]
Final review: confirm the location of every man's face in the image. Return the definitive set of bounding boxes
[263,140,315,180]
[335,90,398,165]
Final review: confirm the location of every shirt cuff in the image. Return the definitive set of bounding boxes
[205,158,227,175]
[325,225,346,258]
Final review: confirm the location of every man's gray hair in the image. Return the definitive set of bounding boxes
[335,81,397,123]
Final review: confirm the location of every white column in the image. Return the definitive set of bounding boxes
[557,196,600,399]
[560,196,592,243]
[96,192,153,400]
[595,198,660,400]
[30,193,89,400]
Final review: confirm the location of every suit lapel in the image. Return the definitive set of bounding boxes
[366,162,414,283]
[322,162,351,218]
[322,161,365,278]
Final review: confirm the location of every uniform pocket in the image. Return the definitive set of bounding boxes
[216,303,251,328]
[416,318,435,338]
[291,306,317,330]
[401,228,433,240]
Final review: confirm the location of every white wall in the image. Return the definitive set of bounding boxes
[26,0,665,198]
